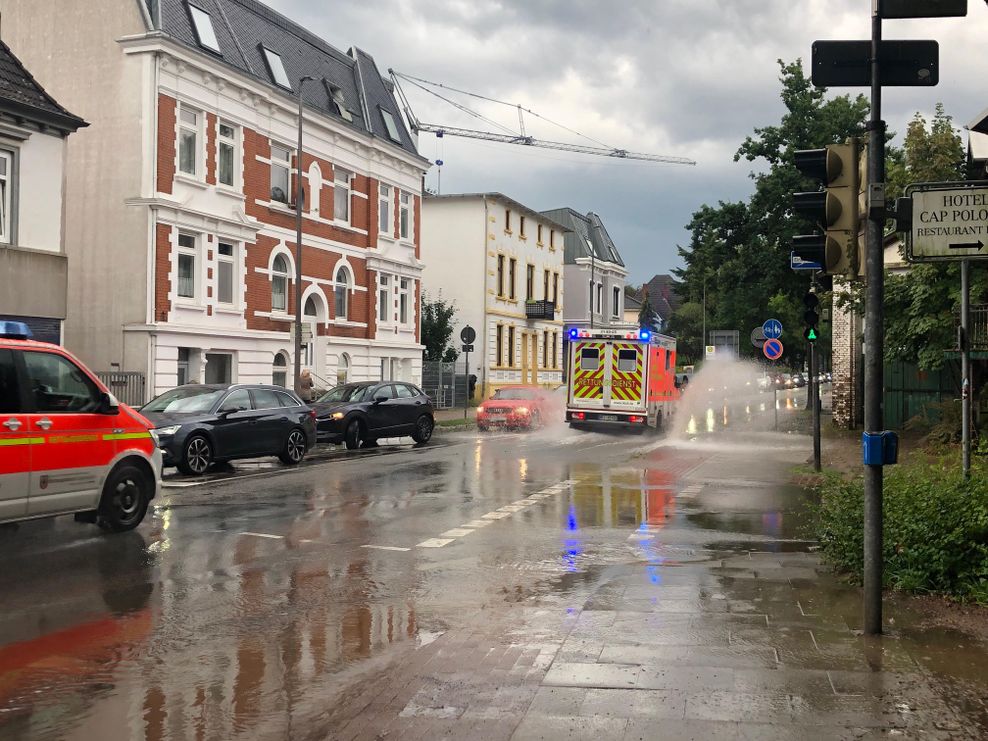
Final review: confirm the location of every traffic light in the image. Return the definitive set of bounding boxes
[803,291,820,343]
[791,138,866,279]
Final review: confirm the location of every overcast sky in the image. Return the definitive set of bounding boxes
[269,0,987,286]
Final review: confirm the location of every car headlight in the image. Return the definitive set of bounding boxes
[149,429,159,445]
[516,407,529,415]
[154,425,181,437]
[330,412,345,420]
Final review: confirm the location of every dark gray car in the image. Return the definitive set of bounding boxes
[141,384,316,475]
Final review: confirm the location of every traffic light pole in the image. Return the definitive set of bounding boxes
[863,5,886,636]
[811,337,821,472]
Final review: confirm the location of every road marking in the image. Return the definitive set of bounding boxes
[498,505,526,513]
[463,520,492,528]
[482,512,511,520]
[241,532,284,540]
[417,538,455,548]
[441,528,475,538]
[362,544,412,552]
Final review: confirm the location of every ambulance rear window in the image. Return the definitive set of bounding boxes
[580,348,599,371]
[617,349,637,372]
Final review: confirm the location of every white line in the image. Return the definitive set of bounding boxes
[441,528,475,538]
[463,520,492,528]
[241,532,284,540]
[361,544,411,552]
[481,512,511,520]
[417,538,455,548]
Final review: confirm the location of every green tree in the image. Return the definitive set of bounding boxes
[638,293,659,333]
[667,301,704,365]
[421,293,459,362]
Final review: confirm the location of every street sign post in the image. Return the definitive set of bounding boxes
[460,325,476,419]
[811,40,939,87]
[460,326,477,344]
[791,252,823,271]
[762,319,783,339]
[905,183,988,262]
[705,345,716,360]
[750,327,766,349]
[762,338,784,361]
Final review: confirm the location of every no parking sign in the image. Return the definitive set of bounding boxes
[763,338,784,361]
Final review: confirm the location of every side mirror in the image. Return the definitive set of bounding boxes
[372,393,388,404]
[99,392,119,415]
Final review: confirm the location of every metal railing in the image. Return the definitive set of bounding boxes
[96,371,146,408]
[968,305,988,349]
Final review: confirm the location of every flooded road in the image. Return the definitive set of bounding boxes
[2,393,986,739]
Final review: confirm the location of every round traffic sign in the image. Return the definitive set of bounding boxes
[762,319,783,339]
[763,338,784,361]
[460,325,476,344]
[750,327,766,349]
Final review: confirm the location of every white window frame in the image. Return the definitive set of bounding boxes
[378,274,391,324]
[261,47,292,89]
[188,4,221,54]
[0,149,12,244]
[335,266,350,320]
[325,82,353,122]
[379,183,393,236]
[216,242,236,306]
[398,278,410,325]
[271,254,289,313]
[178,105,202,178]
[596,282,603,315]
[270,143,292,204]
[612,286,621,318]
[399,191,411,240]
[334,167,351,224]
[176,232,198,301]
[272,351,289,387]
[380,107,402,142]
[217,120,239,189]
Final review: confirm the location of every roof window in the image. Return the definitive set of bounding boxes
[188,3,221,54]
[380,107,402,143]
[324,82,353,122]
[261,47,292,89]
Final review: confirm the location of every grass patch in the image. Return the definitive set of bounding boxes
[809,459,988,603]
[436,417,475,428]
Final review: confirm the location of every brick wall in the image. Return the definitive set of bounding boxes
[157,94,176,195]
[205,112,217,186]
[154,223,172,321]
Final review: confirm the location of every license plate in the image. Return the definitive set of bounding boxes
[600,414,618,422]
[488,416,506,422]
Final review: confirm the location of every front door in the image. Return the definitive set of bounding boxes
[21,349,111,516]
[212,388,257,458]
[250,388,292,453]
[366,384,401,435]
[0,348,30,521]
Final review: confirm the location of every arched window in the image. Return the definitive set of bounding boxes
[334,266,350,320]
[304,295,318,319]
[272,351,288,387]
[337,352,350,386]
[302,295,321,367]
[271,254,289,312]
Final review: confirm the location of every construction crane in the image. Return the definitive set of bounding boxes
[389,70,696,167]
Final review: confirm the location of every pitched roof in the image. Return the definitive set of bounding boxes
[426,193,571,233]
[643,274,682,314]
[148,0,419,157]
[539,208,626,267]
[624,293,643,311]
[0,39,86,132]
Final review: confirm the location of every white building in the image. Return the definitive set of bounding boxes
[421,193,568,398]
[2,0,429,400]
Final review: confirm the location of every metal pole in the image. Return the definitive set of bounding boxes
[812,339,821,472]
[702,278,707,352]
[774,385,778,431]
[293,76,313,395]
[464,349,470,420]
[863,5,886,636]
[589,250,595,330]
[962,259,971,479]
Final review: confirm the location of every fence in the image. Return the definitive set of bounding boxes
[421,361,469,409]
[96,371,147,408]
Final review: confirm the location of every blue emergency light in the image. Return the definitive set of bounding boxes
[0,321,32,340]
[639,329,651,341]
[569,328,579,339]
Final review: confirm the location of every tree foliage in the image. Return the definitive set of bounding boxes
[673,60,868,369]
[668,301,704,365]
[421,293,459,362]
[637,293,660,333]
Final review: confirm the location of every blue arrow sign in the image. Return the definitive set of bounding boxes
[763,338,784,361]
[762,319,783,339]
[791,252,823,271]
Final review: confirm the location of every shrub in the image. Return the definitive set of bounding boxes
[811,460,988,603]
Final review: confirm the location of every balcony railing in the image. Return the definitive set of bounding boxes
[525,300,556,320]
[969,305,988,349]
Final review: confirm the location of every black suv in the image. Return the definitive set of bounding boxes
[141,384,316,475]
[311,381,435,449]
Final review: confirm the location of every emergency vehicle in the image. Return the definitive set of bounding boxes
[0,321,161,532]
[565,327,678,430]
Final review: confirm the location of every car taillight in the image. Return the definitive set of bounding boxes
[629,415,644,424]
[573,412,586,421]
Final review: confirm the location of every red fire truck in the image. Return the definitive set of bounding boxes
[565,327,679,431]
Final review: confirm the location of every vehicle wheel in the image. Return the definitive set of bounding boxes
[344,419,363,450]
[411,414,434,444]
[279,427,308,465]
[97,464,151,532]
[530,411,542,429]
[177,435,212,475]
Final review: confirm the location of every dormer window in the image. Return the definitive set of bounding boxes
[261,47,292,89]
[188,4,221,54]
[380,107,402,143]
[325,82,353,122]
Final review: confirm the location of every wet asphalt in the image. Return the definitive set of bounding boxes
[2,385,987,740]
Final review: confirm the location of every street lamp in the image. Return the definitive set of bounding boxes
[293,75,315,396]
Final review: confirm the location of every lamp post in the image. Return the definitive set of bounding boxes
[293,75,315,396]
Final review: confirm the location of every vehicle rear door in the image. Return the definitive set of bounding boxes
[609,342,645,412]
[393,384,421,430]
[0,348,30,521]
[570,341,606,409]
[212,389,256,458]
[250,388,291,453]
[21,349,112,516]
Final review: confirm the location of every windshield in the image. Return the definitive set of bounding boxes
[142,387,225,414]
[318,384,372,403]
[493,388,536,400]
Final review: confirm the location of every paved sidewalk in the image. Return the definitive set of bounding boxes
[322,433,981,740]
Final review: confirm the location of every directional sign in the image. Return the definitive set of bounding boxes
[812,40,939,87]
[762,319,783,340]
[750,327,766,349]
[462,344,474,353]
[460,325,477,344]
[763,338,784,361]
[906,185,988,262]
[791,252,823,271]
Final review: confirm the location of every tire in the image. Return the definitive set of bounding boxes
[344,419,363,450]
[279,427,308,465]
[177,434,212,476]
[97,464,151,532]
[411,414,434,444]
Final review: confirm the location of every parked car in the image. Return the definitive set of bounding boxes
[792,373,807,388]
[0,320,161,532]
[141,384,316,475]
[477,386,557,430]
[311,381,435,449]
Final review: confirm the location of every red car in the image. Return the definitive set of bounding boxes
[477,386,555,430]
